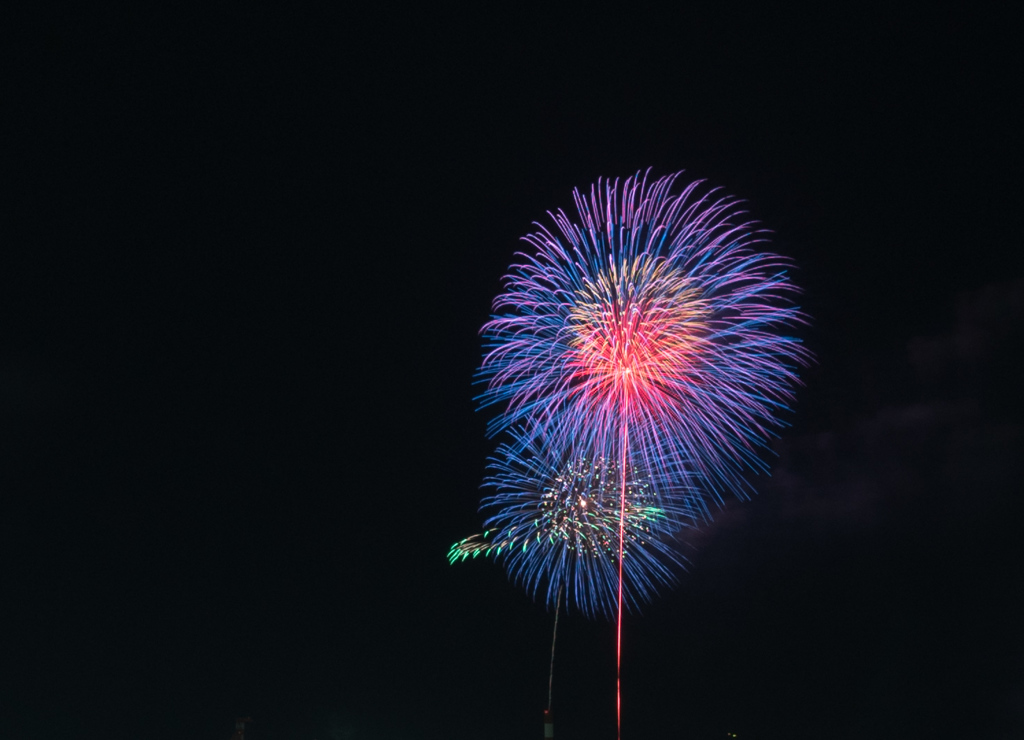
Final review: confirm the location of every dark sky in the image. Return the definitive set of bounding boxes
[3,6,1022,740]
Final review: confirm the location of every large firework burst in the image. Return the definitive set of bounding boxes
[477,170,809,504]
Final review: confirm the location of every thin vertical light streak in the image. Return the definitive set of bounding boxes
[548,584,562,713]
[617,399,628,740]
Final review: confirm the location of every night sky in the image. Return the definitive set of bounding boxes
[4,7,1023,740]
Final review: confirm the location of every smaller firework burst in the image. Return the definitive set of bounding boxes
[449,431,701,618]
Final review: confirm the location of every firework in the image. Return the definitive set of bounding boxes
[477,170,808,504]
[461,170,808,738]
[449,430,701,618]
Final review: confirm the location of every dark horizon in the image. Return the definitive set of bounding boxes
[3,6,1022,739]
